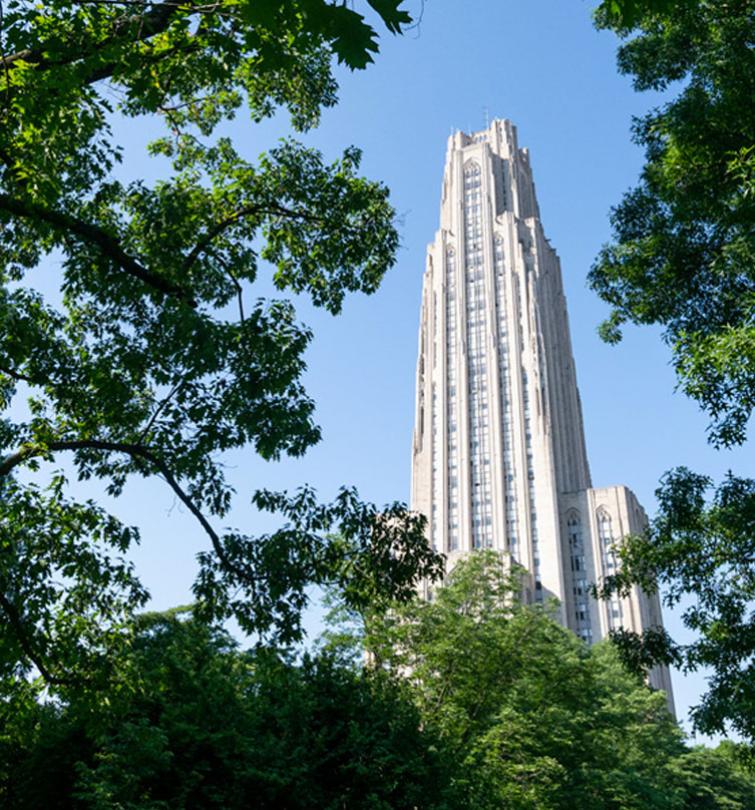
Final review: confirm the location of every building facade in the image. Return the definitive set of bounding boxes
[411,119,674,708]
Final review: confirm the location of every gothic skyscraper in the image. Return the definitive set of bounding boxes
[411,119,674,705]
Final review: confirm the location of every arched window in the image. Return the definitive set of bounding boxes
[597,510,614,561]
[567,510,584,573]
[463,160,481,177]
[597,509,623,626]
[597,510,616,572]
[567,510,592,636]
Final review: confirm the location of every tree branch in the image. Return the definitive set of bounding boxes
[0,363,34,384]
[0,438,242,581]
[182,203,320,273]
[0,3,233,90]
[1,2,189,80]
[0,589,75,686]
[137,379,187,441]
[0,432,257,688]
[217,253,246,323]
[0,194,197,306]
[182,204,262,272]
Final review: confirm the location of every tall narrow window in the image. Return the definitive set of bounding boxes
[494,234,518,559]
[567,511,592,641]
[463,162,492,549]
[446,247,459,551]
[597,509,623,628]
[523,371,540,592]
[431,383,439,550]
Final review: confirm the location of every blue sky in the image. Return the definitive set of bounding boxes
[21,1,752,741]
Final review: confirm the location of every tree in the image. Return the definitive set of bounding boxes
[336,552,710,810]
[0,0,443,696]
[666,742,755,810]
[588,1,755,745]
[5,578,751,809]
[590,0,755,448]
[0,609,457,809]
[597,467,755,744]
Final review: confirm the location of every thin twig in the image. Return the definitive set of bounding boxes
[182,204,263,272]
[0,439,244,583]
[211,251,246,323]
[138,378,187,441]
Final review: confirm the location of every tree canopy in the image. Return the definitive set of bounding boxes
[590,0,754,447]
[598,467,755,745]
[323,552,755,809]
[0,0,442,700]
[5,563,754,809]
[589,0,755,745]
[2,2,753,802]
[0,610,456,809]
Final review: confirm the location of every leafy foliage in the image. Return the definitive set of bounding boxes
[325,552,755,809]
[194,488,442,644]
[589,0,755,752]
[0,0,442,694]
[590,0,755,446]
[597,468,755,744]
[595,0,689,31]
[664,742,755,810]
[0,611,455,809]
[3,565,753,809]
[0,475,147,701]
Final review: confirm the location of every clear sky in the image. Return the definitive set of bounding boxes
[24,0,753,741]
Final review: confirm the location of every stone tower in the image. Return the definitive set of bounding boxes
[411,119,674,708]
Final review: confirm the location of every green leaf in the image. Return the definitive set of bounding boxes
[367,0,412,34]
[324,4,380,69]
